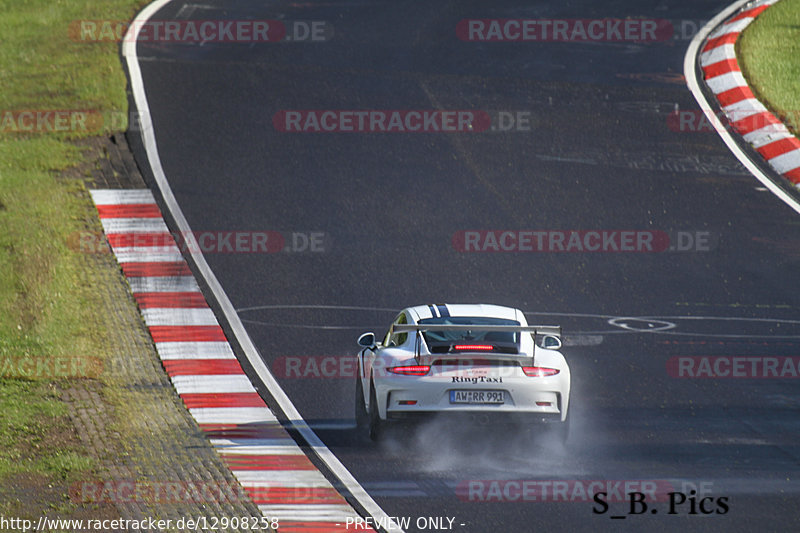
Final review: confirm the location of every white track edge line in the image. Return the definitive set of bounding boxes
[121,3,403,532]
[683,0,800,215]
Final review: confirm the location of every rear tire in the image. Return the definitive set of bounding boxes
[355,364,368,431]
[554,401,571,444]
[368,383,383,442]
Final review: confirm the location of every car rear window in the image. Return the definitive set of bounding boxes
[419,317,520,353]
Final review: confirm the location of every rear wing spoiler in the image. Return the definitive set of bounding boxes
[392,324,561,337]
[391,324,562,360]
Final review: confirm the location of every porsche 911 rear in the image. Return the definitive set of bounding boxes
[356,306,571,441]
[378,356,570,423]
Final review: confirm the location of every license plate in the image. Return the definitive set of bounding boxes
[450,390,505,404]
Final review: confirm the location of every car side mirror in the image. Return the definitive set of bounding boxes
[541,335,562,350]
[358,332,376,348]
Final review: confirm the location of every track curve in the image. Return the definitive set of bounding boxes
[129,1,800,531]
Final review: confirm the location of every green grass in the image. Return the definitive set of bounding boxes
[737,0,800,135]
[0,0,147,517]
[0,380,92,479]
[0,0,138,119]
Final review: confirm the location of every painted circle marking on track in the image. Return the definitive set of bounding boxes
[608,317,676,332]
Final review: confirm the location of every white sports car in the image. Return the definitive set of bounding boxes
[355,304,571,441]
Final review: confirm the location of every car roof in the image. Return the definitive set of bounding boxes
[406,304,523,323]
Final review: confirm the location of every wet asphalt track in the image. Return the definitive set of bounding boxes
[130,1,800,531]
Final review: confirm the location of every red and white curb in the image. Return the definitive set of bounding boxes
[90,189,375,533]
[698,0,800,186]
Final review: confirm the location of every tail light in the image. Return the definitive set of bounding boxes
[387,365,431,376]
[453,344,493,351]
[522,366,560,377]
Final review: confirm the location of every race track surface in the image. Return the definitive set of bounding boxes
[133,1,800,530]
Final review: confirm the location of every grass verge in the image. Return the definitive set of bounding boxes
[0,0,147,519]
[737,0,800,135]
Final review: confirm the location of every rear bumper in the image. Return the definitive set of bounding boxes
[386,411,563,425]
[375,373,569,421]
